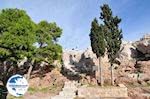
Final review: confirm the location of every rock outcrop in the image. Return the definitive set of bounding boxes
[118,40,138,61]
[62,47,111,84]
[135,34,150,59]
[62,34,150,86]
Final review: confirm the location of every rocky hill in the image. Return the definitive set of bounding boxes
[26,34,150,99]
[62,34,150,98]
[62,34,150,84]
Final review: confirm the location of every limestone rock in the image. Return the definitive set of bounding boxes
[83,47,97,59]
[118,83,126,87]
[52,60,62,68]
[135,34,150,55]
[118,40,137,61]
[115,76,135,85]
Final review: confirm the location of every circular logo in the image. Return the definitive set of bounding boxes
[6,74,29,97]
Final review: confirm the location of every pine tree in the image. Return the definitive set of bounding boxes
[0,9,63,98]
[35,20,62,64]
[89,18,105,86]
[0,8,36,98]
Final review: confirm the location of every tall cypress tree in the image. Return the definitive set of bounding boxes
[90,18,105,86]
[100,4,123,85]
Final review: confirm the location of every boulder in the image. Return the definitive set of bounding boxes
[136,61,150,72]
[115,76,135,85]
[135,61,150,80]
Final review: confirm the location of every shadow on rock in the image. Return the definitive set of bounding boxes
[61,52,96,82]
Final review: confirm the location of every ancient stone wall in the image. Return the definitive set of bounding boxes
[78,85,128,98]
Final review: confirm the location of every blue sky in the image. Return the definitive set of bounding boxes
[0,0,150,50]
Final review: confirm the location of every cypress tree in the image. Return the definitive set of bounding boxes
[100,4,123,85]
[90,18,105,86]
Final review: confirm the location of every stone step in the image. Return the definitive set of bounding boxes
[64,82,77,85]
[62,87,77,90]
[63,86,76,88]
[64,81,78,85]
[62,89,76,93]
[63,95,76,99]
[51,95,62,99]
[63,86,77,89]
[51,95,75,99]
[59,91,76,96]
[64,85,77,88]
[51,81,80,99]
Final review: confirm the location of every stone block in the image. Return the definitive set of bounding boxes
[78,86,128,98]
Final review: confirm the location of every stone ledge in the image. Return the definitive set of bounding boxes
[78,86,128,98]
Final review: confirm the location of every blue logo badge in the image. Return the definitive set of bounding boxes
[6,74,29,97]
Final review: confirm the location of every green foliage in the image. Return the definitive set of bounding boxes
[0,8,63,88]
[0,9,62,63]
[48,22,62,41]
[35,44,62,64]
[36,20,62,44]
[0,8,36,62]
[35,20,62,64]
[90,4,123,85]
[100,4,123,63]
[36,21,53,46]
[0,8,63,64]
[89,18,105,58]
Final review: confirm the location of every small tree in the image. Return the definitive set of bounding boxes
[89,18,105,86]
[100,4,123,85]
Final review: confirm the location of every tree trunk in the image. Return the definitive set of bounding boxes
[1,62,13,99]
[26,60,34,81]
[111,63,114,85]
[99,57,103,86]
[26,64,33,81]
[1,81,8,99]
[97,58,100,84]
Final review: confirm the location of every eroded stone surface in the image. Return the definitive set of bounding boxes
[51,81,79,99]
[78,85,128,98]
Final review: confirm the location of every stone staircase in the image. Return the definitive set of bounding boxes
[51,81,79,99]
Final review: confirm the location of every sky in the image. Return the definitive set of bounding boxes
[0,0,150,50]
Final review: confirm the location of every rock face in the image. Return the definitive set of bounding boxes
[62,47,111,83]
[62,34,150,86]
[135,34,150,59]
[118,40,137,61]
[29,69,67,88]
[115,60,150,86]
[117,34,150,61]
[62,50,83,75]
